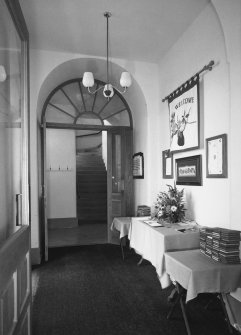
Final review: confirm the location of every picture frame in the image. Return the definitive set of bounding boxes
[162,149,173,179]
[206,134,227,178]
[133,152,144,179]
[176,155,202,186]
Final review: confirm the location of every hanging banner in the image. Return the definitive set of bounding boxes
[168,76,199,153]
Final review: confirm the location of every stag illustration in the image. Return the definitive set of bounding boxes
[170,108,195,146]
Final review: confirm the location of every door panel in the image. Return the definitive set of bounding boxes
[107,128,133,243]
[0,1,31,334]
[0,227,31,335]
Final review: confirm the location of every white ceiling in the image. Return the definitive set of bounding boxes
[19,0,210,63]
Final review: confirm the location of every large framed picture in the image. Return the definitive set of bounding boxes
[168,77,200,153]
[176,155,202,186]
[206,134,227,178]
[162,149,173,179]
[133,152,144,179]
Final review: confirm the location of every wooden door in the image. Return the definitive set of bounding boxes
[41,118,48,261]
[0,0,31,334]
[107,128,134,243]
[0,227,31,335]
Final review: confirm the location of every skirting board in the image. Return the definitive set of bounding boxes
[31,248,41,265]
[48,217,78,229]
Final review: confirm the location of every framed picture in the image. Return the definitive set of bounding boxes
[133,152,144,179]
[206,134,227,178]
[168,77,200,153]
[176,155,202,186]
[162,149,173,179]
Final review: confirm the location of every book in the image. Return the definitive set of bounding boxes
[143,220,163,227]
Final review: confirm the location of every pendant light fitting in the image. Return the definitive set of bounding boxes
[82,12,132,98]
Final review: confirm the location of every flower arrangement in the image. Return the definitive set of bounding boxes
[154,184,186,223]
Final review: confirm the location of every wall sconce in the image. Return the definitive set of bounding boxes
[82,12,132,99]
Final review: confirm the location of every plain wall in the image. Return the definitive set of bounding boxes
[76,133,102,152]
[212,0,241,303]
[102,131,107,169]
[158,3,230,227]
[46,129,76,218]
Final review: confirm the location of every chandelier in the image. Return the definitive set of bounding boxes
[82,12,132,98]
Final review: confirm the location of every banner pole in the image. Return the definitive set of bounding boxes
[162,60,214,103]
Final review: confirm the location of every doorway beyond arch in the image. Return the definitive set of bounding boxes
[40,76,134,260]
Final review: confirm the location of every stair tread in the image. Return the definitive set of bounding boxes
[76,152,107,221]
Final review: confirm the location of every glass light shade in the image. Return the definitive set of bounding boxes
[82,72,94,87]
[103,84,114,98]
[0,65,7,82]
[120,72,132,88]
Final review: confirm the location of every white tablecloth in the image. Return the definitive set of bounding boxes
[111,217,131,239]
[128,217,200,288]
[165,249,241,302]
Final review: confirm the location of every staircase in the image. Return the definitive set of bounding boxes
[76,151,107,224]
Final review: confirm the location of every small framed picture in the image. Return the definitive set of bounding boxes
[162,149,173,179]
[133,152,144,179]
[206,134,227,178]
[176,155,202,186]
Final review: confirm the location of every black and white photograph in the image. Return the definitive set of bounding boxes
[0,1,241,335]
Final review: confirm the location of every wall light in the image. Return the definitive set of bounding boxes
[82,12,132,99]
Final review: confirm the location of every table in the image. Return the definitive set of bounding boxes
[128,217,200,288]
[111,217,131,239]
[165,249,241,302]
[165,249,241,335]
[111,217,131,259]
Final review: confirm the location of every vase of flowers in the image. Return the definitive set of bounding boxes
[154,184,186,223]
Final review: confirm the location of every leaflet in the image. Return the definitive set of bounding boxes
[144,220,163,227]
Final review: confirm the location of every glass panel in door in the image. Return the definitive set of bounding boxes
[107,129,133,243]
[111,134,122,217]
[0,1,31,335]
[0,0,22,243]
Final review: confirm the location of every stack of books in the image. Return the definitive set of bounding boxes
[199,227,207,255]
[137,205,151,217]
[199,227,241,264]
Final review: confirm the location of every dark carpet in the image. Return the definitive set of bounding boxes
[32,244,235,335]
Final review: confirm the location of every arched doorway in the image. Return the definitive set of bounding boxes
[41,78,134,260]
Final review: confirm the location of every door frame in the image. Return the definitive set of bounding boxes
[41,123,133,260]
[107,128,134,243]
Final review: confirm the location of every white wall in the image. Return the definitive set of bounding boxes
[46,129,76,218]
[158,3,230,228]
[212,0,241,303]
[76,133,101,152]
[102,131,107,169]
